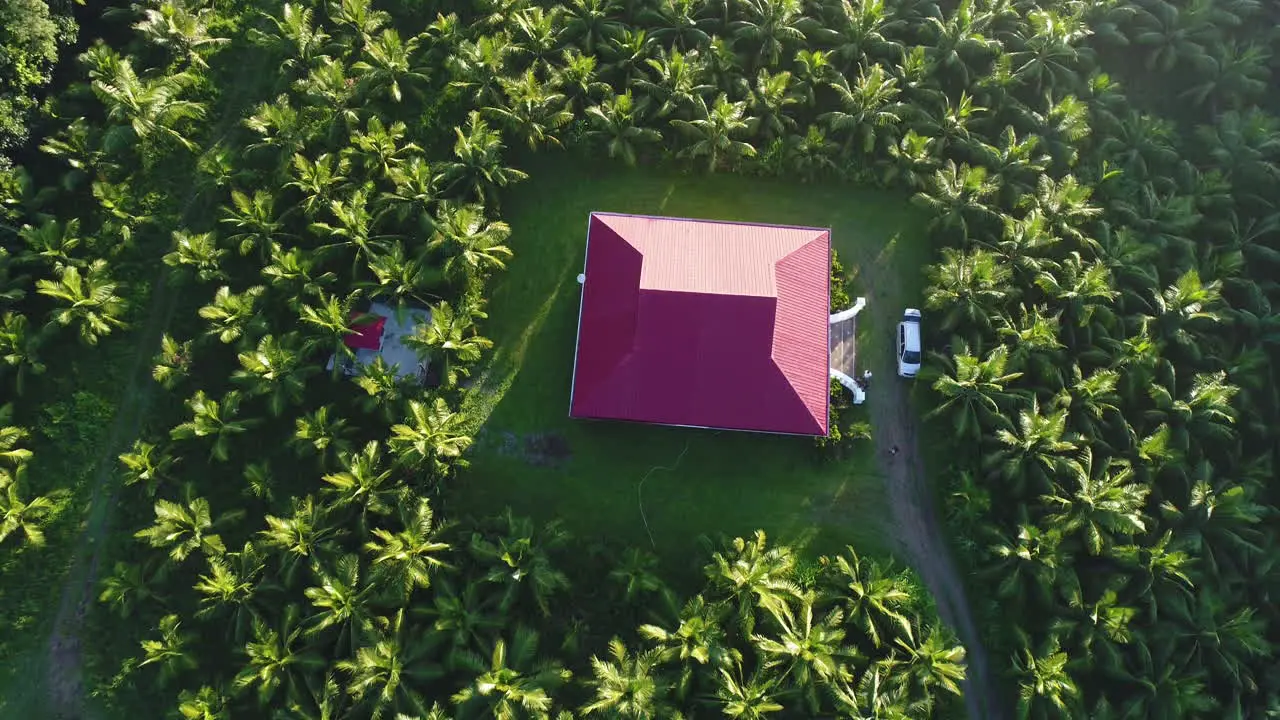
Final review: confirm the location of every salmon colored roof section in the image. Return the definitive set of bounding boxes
[570,213,830,436]
[595,214,819,297]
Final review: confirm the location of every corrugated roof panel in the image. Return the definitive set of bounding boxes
[571,213,832,435]
[772,235,831,435]
[595,213,821,297]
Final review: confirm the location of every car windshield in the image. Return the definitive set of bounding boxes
[903,350,921,364]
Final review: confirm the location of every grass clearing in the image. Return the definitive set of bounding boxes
[454,154,931,573]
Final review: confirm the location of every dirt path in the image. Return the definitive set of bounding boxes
[867,377,1004,720]
[41,54,273,719]
[45,277,178,719]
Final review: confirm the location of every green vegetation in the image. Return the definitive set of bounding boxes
[455,157,921,563]
[0,0,1276,717]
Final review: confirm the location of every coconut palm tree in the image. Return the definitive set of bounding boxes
[635,46,712,119]
[388,397,472,477]
[974,125,1049,199]
[608,547,664,602]
[644,0,709,50]
[0,312,44,394]
[290,406,354,466]
[820,63,905,157]
[376,156,440,229]
[322,441,402,531]
[585,91,663,167]
[119,438,178,497]
[84,48,206,152]
[469,509,570,617]
[365,496,451,601]
[428,202,513,284]
[1009,9,1092,92]
[298,291,359,369]
[924,0,997,86]
[328,0,390,46]
[18,217,81,269]
[346,117,422,182]
[1012,635,1081,719]
[911,161,1000,238]
[0,411,30,468]
[288,153,351,219]
[193,541,270,642]
[244,95,309,170]
[924,247,1014,339]
[509,6,561,68]
[170,390,258,462]
[791,48,834,106]
[889,628,967,707]
[36,259,128,345]
[928,344,1025,440]
[484,70,574,151]
[139,614,197,685]
[831,548,915,650]
[581,638,671,718]
[751,591,854,713]
[714,663,785,719]
[730,0,812,69]
[176,684,232,719]
[553,49,610,110]
[163,230,227,283]
[984,399,1080,496]
[706,531,800,634]
[198,285,266,345]
[98,560,164,618]
[404,299,493,388]
[440,112,529,206]
[744,69,799,141]
[234,604,326,707]
[0,465,53,548]
[785,125,839,181]
[672,93,758,172]
[1042,450,1150,556]
[336,608,441,719]
[231,333,315,417]
[603,28,656,86]
[263,243,336,305]
[353,29,429,103]
[304,553,377,654]
[134,494,232,563]
[561,0,623,54]
[451,626,572,719]
[448,34,511,109]
[260,495,343,586]
[986,508,1078,612]
[639,592,739,700]
[352,356,413,422]
[132,0,229,69]
[1132,0,1213,73]
[249,2,332,78]
[427,578,505,664]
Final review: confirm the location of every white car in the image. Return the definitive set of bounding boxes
[897,309,922,378]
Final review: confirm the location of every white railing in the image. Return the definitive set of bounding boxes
[829,368,865,405]
[829,297,866,324]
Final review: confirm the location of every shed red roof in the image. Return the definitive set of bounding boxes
[570,213,830,435]
[344,312,386,351]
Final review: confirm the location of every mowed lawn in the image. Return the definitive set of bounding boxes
[452,155,930,571]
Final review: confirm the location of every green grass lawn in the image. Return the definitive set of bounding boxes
[453,154,931,574]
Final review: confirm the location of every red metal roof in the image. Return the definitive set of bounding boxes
[344,312,386,350]
[570,213,830,435]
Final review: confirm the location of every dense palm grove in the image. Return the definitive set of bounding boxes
[0,0,1277,716]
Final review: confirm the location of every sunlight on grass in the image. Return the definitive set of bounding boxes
[462,274,569,434]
